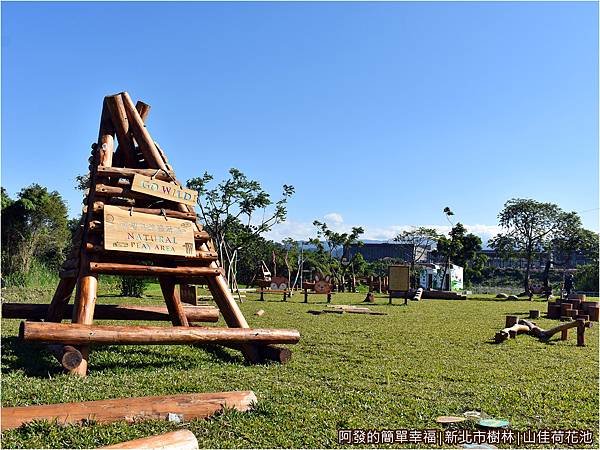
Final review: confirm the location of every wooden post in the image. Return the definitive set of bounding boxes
[304,288,308,303]
[159,277,189,326]
[561,329,568,340]
[121,92,168,171]
[282,291,287,302]
[327,293,332,303]
[70,260,98,376]
[577,319,585,346]
[1,391,257,431]
[97,99,115,167]
[260,289,265,301]
[505,315,518,327]
[529,310,540,319]
[45,277,78,322]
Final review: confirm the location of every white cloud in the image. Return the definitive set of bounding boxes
[323,212,344,225]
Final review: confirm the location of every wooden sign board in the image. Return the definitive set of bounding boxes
[130,174,198,206]
[388,265,410,291]
[103,205,196,257]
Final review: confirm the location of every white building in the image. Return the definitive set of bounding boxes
[418,263,464,291]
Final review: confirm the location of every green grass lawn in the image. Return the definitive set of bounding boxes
[1,285,598,448]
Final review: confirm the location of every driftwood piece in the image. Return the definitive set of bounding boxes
[2,303,219,323]
[1,391,256,431]
[20,322,301,346]
[518,318,592,342]
[494,323,530,343]
[100,430,199,450]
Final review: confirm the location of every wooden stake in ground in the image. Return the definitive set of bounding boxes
[1,391,257,431]
[100,430,199,450]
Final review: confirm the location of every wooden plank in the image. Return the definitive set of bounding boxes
[159,276,189,326]
[103,205,196,257]
[130,173,198,206]
[1,391,257,431]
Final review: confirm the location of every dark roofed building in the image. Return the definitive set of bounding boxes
[347,243,430,262]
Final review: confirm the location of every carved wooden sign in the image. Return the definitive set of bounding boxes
[130,174,198,206]
[103,205,196,256]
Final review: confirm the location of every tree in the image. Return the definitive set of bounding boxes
[394,227,441,288]
[310,221,364,291]
[1,184,70,284]
[187,168,294,287]
[489,198,582,291]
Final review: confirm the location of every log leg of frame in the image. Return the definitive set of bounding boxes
[304,289,308,303]
[561,329,568,340]
[159,276,189,326]
[205,273,261,364]
[70,269,98,376]
[45,277,78,323]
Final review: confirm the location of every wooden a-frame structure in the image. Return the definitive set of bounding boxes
[20,92,298,376]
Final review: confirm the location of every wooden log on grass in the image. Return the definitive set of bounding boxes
[20,322,301,346]
[3,303,219,323]
[1,391,257,431]
[518,318,592,341]
[100,430,199,450]
[494,323,530,343]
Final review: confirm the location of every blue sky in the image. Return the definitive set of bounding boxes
[2,1,598,244]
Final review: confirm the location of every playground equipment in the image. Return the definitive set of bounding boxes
[9,92,299,376]
[302,274,334,303]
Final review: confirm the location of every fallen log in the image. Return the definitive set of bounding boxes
[494,323,530,343]
[100,429,199,450]
[20,322,301,346]
[1,391,256,431]
[2,303,219,323]
[518,318,592,341]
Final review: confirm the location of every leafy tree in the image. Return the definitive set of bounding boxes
[394,227,441,288]
[1,184,70,284]
[489,198,582,291]
[187,168,294,285]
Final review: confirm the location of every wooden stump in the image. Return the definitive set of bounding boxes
[505,315,518,327]
[529,310,540,319]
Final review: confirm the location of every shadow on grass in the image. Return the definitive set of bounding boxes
[1,338,246,378]
[1,337,64,377]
